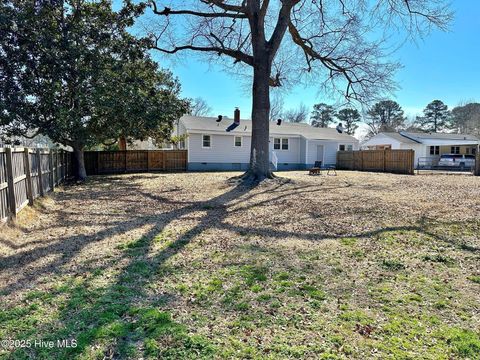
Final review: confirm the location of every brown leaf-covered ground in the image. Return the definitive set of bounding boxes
[1,171,479,359]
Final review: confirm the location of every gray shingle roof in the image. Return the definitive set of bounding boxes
[400,131,479,141]
[382,132,421,144]
[180,115,358,142]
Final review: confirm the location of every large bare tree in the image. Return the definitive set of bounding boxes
[146,0,451,182]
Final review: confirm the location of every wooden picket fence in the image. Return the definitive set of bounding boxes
[84,150,187,175]
[337,149,415,175]
[0,148,72,222]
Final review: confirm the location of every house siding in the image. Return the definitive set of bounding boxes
[182,117,360,171]
[306,140,357,167]
[299,139,307,164]
[187,133,305,171]
[188,133,251,163]
[363,134,404,149]
[269,136,301,164]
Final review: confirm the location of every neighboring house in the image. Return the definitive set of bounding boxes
[362,131,479,167]
[175,115,359,171]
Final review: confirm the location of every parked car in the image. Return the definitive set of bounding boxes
[438,154,476,169]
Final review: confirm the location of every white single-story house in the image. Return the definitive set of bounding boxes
[174,115,359,171]
[362,131,479,167]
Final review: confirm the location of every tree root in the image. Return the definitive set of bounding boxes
[227,170,291,187]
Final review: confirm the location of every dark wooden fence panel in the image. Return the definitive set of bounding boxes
[0,147,72,223]
[84,150,187,175]
[337,149,414,175]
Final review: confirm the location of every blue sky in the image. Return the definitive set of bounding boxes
[128,1,480,126]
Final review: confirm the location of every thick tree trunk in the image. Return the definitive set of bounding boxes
[73,145,87,181]
[246,60,273,181]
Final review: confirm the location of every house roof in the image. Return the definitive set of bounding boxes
[381,132,421,144]
[180,115,358,142]
[399,131,479,142]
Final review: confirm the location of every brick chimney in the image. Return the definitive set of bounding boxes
[234,107,240,124]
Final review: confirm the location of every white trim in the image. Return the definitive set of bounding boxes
[187,132,190,162]
[233,135,243,147]
[201,134,212,149]
[305,139,309,164]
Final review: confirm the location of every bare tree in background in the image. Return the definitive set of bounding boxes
[147,0,451,182]
[189,97,213,117]
[269,93,284,122]
[283,103,309,123]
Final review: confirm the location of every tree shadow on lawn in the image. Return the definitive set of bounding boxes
[1,174,479,359]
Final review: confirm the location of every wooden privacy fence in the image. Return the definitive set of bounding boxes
[337,149,415,175]
[84,150,187,175]
[0,148,72,222]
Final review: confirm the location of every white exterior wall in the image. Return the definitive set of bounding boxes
[188,133,251,163]
[306,140,358,165]
[399,143,426,167]
[269,136,301,164]
[362,134,403,149]
[299,138,307,163]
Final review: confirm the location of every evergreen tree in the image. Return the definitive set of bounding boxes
[417,100,450,132]
[0,0,188,180]
[336,108,361,135]
[311,103,336,128]
[365,100,405,137]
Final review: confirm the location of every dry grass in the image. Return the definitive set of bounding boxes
[0,171,479,359]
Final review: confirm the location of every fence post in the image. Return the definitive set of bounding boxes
[24,148,34,205]
[54,150,58,185]
[410,150,415,175]
[383,149,386,172]
[49,150,54,190]
[162,152,167,171]
[37,149,44,196]
[5,148,17,217]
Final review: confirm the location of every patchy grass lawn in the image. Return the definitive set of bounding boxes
[1,171,479,359]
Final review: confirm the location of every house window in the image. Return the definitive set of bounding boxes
[179,139,185,149]
[273,138,281,150]
[273,138,289,150]
[234,136,242,147]
[473,147,477,155]
[451,146,460,154]
[429,146,440,155]
[339,145,346,151]
[347,144,353,151]
[202,135,211,148]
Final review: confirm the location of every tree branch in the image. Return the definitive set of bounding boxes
[200,0,247,14]
[151,44,254,66]
[150,1,247,18]
[267,0,299,61]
